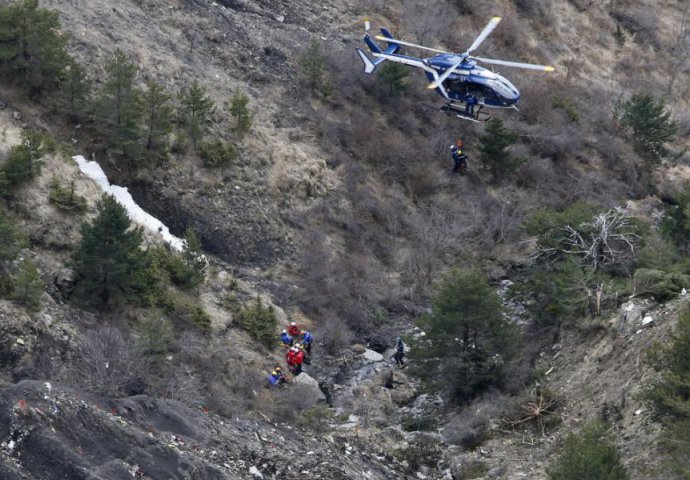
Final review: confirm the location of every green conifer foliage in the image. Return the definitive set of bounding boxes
[0,210,25,263]
[12,257,43,311]
[143,80,173,152]
[643,311,690,476]
[378,62,409,96]
[71,194,151,308]
[411,269,520,403]
[0,0,69,92]
[236,296,277,348]
[178,80,215,150]
[479,118,521,180]
[619,93,677,169]
[58,59,91,122]
[182,227,206,288]
[547,422,628,480]
[299,39,331,96]
[95,50,143,157]
[229,88,252,137]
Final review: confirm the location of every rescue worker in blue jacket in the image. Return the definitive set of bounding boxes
[301,331,313,355]
[280,330,293,347]
[268,367,287,387]
[450,139,468,175]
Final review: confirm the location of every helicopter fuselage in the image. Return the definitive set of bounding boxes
[426,54,520,107]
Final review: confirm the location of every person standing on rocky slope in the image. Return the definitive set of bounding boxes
[394,337,406,367]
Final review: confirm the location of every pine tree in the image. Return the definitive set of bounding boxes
[300,39,330,95]
[72,194,151,308]
[182,227,206,288]
[95,50,143,158]
[178,80,215,150]
[229,88,252,137]
[58,59,91,122]
[0,130,47,191]
[410,269,520,403]
[0,210,25,262]
[0,0,69,92]
[620,93,677,169]
[479,118,520,180]
[378,62,409,96]
[142,80,173,152]
[12,257,43,311]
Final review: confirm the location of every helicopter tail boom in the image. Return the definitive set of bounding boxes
[356,29,400,74]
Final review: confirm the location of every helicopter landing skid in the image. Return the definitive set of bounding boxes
[440,103,490,122]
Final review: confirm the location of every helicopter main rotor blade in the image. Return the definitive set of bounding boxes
[374,35,449,54]
[465,16,501,54]
[472,56,555,72]
[427,57,465,90]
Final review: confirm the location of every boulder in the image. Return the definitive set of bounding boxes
[617,301,644,334]
[292,373,326,403]
[361,348,384,363]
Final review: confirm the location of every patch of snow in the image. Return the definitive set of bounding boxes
[73,155,184,251]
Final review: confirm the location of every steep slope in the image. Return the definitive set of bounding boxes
[1,0,690,479]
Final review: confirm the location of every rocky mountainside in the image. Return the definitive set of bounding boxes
[1,0,690,479]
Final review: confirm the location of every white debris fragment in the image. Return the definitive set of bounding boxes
[249,466,264,479]
[634,409,643,415]
[45,382,52,392]
[641,316,654,326]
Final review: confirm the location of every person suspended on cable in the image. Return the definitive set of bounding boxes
[450,139,468,174]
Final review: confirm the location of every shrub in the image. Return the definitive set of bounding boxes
[48,177,87,213]
[71,326,147,396]
[229,88,252,137]
[641,311,690,477]
[299,38,332,97]
[137,310,173,355]
[410,269,521,404]
[199,139,236,168]
[235,296,277,348]
[633,268,689,301]
[546,421,628,480]
[297,404,335,434]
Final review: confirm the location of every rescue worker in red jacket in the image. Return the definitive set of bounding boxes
[294,346,306,374]
[286,347,300,375]
[287,321,301,338]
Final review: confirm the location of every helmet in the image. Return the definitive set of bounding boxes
[281,330,287,334]
[275,367,281,371]
[290,321,297,326]
[456,139,464,148]
[271,371,277,376]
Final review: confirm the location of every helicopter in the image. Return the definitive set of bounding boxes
[355,16,555,122]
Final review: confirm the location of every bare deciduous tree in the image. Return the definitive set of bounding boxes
[536,207,641,273]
